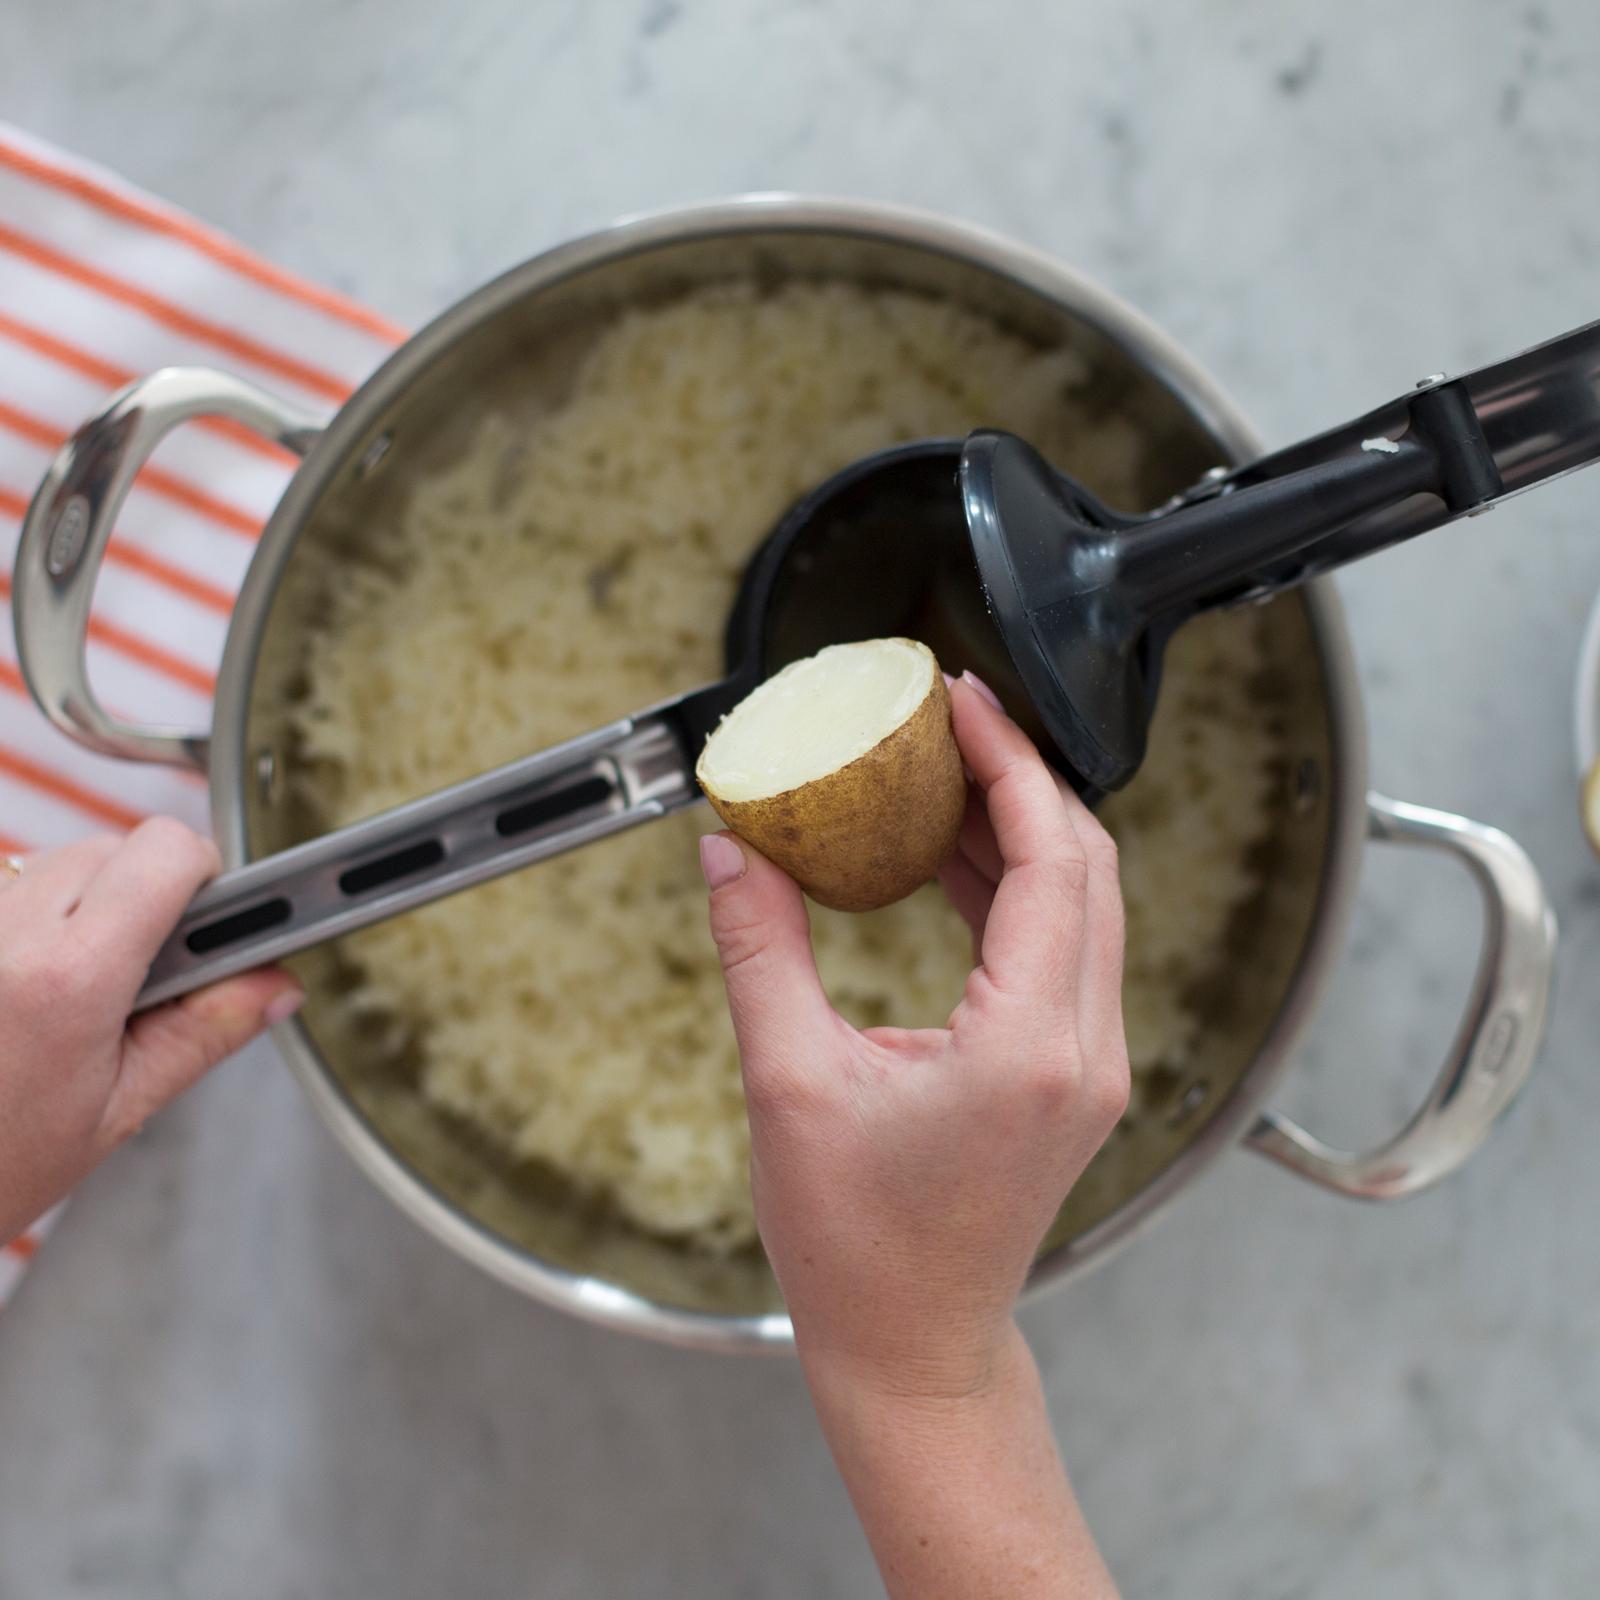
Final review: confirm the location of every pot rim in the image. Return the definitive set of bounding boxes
[213,194,1370,1352]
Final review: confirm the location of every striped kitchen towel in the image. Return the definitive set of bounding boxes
[0,122,406,1307]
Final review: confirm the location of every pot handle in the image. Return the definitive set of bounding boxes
[1246,793,1557,1200]
[11,367,323,773]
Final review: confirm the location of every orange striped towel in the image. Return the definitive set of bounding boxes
[0,122,407,1307]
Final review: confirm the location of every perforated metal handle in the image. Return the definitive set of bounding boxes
[12,367,323,772]
[133,705,709,1010]
[1247,794,1557,1200]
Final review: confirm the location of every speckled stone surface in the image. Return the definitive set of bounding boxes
[4,3,1600,1595]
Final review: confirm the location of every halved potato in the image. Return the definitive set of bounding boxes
[696,638,965,912]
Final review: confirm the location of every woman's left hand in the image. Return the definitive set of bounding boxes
[0,819,303,1243]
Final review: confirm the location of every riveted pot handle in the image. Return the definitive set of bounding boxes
[1246,793,1557,1200]
[11,367,323,773]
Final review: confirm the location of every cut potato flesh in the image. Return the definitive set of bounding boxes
[699,639,936,802]
[697,638,966,913]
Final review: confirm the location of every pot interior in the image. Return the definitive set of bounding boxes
[239,222,1336,1322]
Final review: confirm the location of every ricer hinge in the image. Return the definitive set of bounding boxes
[1407,377,1504,514]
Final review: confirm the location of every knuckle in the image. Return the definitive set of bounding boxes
[1040,855,1091,903]
[741,1058,825,1123]
[1017,1039,1128,1130]
[1025,1051,1084,1118]
[711,918,770,980]
[709,895,792,981]
[961,967,993,1013]
[131,815,219,876]
[97,1092,151,1150]
[1090,1052,1132,1128]
[129,814,183,847]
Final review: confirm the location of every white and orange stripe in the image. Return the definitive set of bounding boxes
[0,121,407,1305]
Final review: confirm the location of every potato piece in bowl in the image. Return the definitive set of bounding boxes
[696,638,965,912]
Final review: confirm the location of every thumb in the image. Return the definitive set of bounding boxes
[106,969,305,1144]
[700,832,838,1082]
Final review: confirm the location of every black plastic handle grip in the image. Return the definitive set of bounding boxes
[1192,319,1600,600]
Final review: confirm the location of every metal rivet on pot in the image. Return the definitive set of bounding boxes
[357,431,393,479]
[255,748,278,802]
[1168,1080,1209,1126]
[1414,373,1447,389]
[1293,756,1321,815]
[45,495,91,577]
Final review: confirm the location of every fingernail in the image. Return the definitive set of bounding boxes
[263,986,306,1027]
[941,670,956,687]
[961,670,1005,713]
[699,832,746,890]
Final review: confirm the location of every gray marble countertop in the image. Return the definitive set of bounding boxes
[4,3,1600,1595]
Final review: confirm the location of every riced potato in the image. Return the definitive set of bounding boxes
[289,283,1278,1252]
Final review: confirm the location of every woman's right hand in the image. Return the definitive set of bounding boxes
[700,671,1127,1598]
[701,671,1129,1399]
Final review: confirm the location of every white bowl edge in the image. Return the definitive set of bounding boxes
[1577,589,1600,778]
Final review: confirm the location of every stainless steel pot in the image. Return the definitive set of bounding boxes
[14,198,1558,1351]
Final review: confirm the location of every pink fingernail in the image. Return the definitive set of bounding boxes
[263,987,305,1027]
[941,670,956,687]
[961,670,1005,713]
[699,832,746,890]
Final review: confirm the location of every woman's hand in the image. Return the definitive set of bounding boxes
[701,672,1127,1598]
[702,672,1129,1396]
[0,819,303,1244]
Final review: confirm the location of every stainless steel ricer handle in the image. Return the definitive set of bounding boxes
[133,707,707,1010]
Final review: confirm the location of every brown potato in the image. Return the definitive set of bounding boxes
[696,638,966,912]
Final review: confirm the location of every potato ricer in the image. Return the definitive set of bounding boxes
[15,318,1598,1008]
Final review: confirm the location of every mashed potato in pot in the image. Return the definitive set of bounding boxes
[288,283,1278,1254]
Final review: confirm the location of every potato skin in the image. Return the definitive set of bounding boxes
[701,671,965,912]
